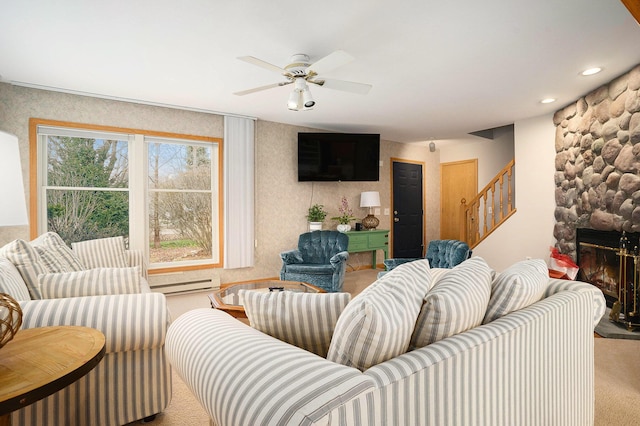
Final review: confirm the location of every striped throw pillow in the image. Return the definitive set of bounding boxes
[38,267,141,299]
[430,267,452,285]
[0,258,32,301]
[241,290,351,357]
[31,232,85,272]
[327,259,432,371]
[410,256,492,349]
[483,258,548,324]
[0,239,47,299]
[72,236,129,269]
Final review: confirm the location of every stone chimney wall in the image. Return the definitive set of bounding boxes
[553,64,640,259]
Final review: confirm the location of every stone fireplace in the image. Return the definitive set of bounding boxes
[553,64,640,261]
[554,64,640,328]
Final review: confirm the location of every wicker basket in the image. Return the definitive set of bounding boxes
[0,293,23,349]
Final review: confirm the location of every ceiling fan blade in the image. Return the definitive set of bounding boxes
[315,78,372,95]
[233,81,292,96]
[237,56,290,76]
[307,50,354,76]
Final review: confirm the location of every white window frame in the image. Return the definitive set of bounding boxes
[144,135,221,269]
[32,119,222,272]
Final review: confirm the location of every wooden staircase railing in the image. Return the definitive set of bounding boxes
[460,159,516,249]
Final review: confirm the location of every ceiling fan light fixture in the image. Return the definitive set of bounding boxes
[236,51,370,110]
[302,87,315,108]
[287,90,301,110]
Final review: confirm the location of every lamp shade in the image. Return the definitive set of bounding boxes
[360,191,380,208]
[0,131,28,226]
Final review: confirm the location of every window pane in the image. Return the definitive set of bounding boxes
[148,191,212,263]
[148,142,211,190]
[47,189,129,245]
[47,136,128,188]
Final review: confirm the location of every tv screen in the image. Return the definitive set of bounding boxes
[298,133,380,182]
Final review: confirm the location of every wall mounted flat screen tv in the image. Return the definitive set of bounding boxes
[298,132,380,182]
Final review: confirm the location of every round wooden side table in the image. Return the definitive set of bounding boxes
[0,326,106,425]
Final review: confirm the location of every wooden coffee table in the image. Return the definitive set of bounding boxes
[0,326,106,425]
[209,280,325,319]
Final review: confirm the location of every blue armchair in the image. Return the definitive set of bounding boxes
[280,231,349,293]
[379,239,471,278]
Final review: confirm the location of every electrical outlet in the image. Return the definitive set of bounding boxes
[384,208,390,215]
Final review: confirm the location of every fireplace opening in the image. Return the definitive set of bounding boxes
[576,228,640,328]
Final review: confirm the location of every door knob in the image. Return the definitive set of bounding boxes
[394,218,400,222]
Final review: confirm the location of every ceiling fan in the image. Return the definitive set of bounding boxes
[234,50,372,111]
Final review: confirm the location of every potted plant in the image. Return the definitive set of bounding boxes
[307,204,327,231]
[331,196,356,232]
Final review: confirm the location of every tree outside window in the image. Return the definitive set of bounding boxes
[45,135,129,244]
[147,140,214,264]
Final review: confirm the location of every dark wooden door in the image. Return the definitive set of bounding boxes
[392,161,424,258]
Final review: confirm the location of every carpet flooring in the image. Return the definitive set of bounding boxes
[138,270,640,425]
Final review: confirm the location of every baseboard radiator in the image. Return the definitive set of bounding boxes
[149,269,221,295]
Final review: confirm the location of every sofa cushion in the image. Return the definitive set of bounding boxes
[0,239,47,299]
[241,290,351,357]
[0,258,32,301]
[483,258,548,324]
[327,259,432,371]
[38,266,141,299]
[72,236,129,269]
[410,256,492,349]
[31,232,85,272]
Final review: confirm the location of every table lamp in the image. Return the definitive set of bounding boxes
[360,191,380,230]
[0,131,28,228]
[0,130,28,348]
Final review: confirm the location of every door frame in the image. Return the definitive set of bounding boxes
[390,158,426,258]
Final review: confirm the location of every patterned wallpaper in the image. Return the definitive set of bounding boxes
[0,82,438,285]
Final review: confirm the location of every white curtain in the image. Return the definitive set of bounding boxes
[223,116,255,268]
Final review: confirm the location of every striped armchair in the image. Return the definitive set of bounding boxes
[0,234,171,426]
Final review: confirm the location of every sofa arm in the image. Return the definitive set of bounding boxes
[281,249,304,265]
[544,278,606,327]
[19,292,168,353]
[166,308,375,425]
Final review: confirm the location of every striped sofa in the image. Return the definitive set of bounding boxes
[166,259,605,426]
[0,234,172,426]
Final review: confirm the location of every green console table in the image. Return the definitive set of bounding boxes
[345,229,389,269]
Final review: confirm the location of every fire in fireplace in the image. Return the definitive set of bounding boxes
[576,228,640,329]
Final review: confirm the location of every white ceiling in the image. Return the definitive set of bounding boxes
[1,0,639,143]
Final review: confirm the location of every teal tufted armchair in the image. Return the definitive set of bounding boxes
[379,239,471,278]
[280,231,349,292]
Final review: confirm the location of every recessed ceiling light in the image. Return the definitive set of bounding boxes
[581,67,602,76]
[541,98,556,104]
